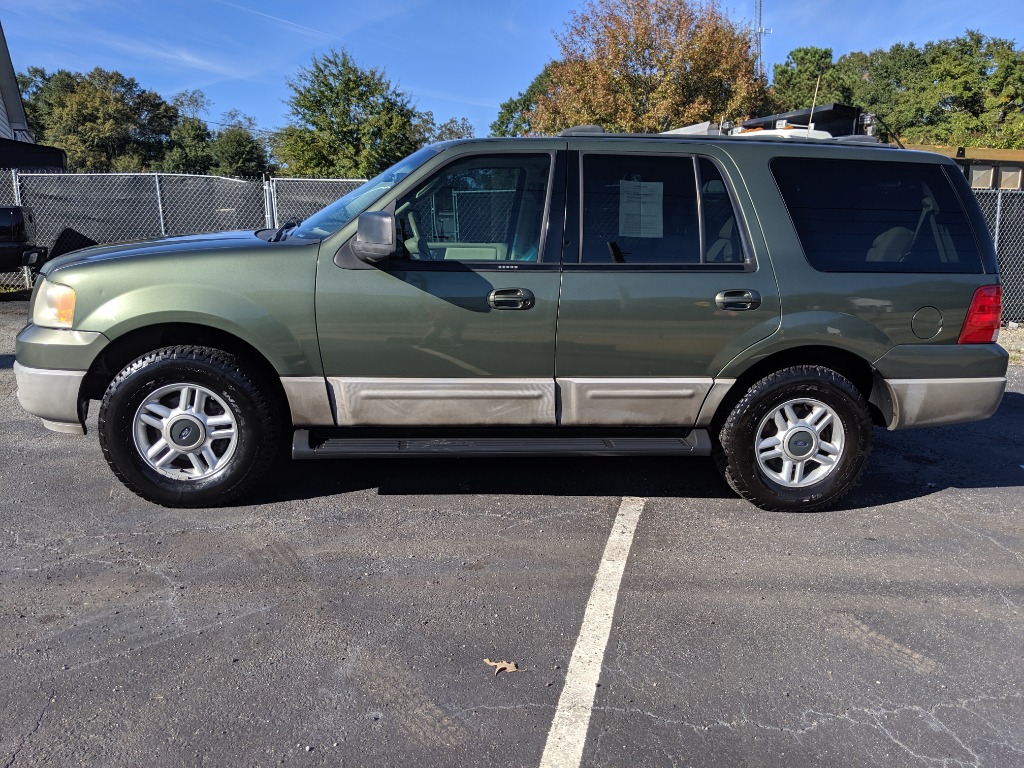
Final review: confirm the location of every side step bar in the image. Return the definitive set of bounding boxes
[292,429,712,459]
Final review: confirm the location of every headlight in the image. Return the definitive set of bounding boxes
[32,280,77,329]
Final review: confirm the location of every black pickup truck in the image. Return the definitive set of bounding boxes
[0,206,46,271]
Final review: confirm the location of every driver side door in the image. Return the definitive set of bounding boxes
[314,145,566,427]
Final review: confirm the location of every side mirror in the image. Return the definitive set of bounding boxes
[351,211,398,263]
[22,247,48,267]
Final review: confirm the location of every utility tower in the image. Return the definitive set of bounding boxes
[754,0,773,77]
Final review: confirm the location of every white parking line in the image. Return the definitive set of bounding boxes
[538,496,646,768]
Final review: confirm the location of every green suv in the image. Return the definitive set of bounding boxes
[14,131,1008,511]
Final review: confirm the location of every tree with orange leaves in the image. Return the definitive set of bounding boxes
[528,0,774,135]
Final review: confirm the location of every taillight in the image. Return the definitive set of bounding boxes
[958,285,1002,344]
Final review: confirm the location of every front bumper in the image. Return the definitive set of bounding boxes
[15,324,108,371]
[14,324,108,435]
[13,362,87,434]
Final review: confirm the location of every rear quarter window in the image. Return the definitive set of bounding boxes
[771,157,988,273]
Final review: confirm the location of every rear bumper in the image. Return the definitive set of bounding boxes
[872,343,1008,429]
[885,376,1006,430]
[13,361,87,434]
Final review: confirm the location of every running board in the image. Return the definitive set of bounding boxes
[291,429,712,459]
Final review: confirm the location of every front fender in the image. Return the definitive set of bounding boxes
[53,247,323,377]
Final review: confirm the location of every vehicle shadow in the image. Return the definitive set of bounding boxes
[256,453,732,504]
[249,391,1024,511]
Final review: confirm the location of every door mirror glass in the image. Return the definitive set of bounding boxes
[352,211,398,262]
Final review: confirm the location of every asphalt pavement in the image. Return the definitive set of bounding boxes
[1,299,1022,767]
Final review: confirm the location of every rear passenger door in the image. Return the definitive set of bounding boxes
[555,147,781,426]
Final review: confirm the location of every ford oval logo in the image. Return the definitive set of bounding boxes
[793,439,809,447]
[179,426,193,441]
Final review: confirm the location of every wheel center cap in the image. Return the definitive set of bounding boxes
[786,429,816,458]
[168,416,205,450]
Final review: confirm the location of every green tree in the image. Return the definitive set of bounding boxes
[18,67,177,171]
[831,44,930,137]
[773,32,1024,148]
[17,67,80,142]
[159,117,214,174]
[172,89,213,120]
[490,64,555,136]
[416,112,475,143]
[771,47,849,110]
[211,111,271,177]
[906,31,1024,148]
[529,0,773,135]
[275,49,424,178]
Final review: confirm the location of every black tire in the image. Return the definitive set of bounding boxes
[714,366,872,512]
[98,346,281,507]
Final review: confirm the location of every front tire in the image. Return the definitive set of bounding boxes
[715,366,873,512]
[98,346,281,507]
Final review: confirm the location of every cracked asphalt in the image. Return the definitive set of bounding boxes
[1,298,1022,767]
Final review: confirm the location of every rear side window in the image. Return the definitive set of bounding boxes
[580,154,746,266]
[582,154,700,264]
[771,158,985,273]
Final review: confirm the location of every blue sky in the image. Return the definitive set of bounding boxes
[1,0,1023,138]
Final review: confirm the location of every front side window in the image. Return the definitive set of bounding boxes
[394,154,551,262]
[771,157,984,273]
[580,154,745,266]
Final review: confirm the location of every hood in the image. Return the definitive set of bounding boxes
[42,230,283,274]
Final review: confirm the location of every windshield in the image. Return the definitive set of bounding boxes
[288,145,441,239]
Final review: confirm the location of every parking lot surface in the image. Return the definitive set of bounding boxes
[1,299,1022,767]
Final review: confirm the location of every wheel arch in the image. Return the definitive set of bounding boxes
[711,345,889,432]
[81,323,290,425]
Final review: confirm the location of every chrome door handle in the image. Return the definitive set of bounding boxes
[715,289,761,311]
[487,287,535,310]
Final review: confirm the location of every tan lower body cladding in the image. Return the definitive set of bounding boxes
[283,376,736,428]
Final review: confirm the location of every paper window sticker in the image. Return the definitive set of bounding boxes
[619,180,663,238]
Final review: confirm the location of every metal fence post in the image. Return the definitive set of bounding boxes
[14,170,29,288]
[993,189,1003,257]
[262,176,269,229]
[270,177,280,229]
[153,174,165,236]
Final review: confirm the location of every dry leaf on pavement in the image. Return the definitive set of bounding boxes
[483,658,519,676]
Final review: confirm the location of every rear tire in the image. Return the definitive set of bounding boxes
[714,366,872,512]
[98,346,280,507]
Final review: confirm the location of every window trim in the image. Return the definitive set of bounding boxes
[574,150,754,271]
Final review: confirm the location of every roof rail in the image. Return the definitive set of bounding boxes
[661,122,727,136]
[560,125,606,136]
[831,134,884,145]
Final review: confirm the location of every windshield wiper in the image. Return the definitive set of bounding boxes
[269,219,300,242]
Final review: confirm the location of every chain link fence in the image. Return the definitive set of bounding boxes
[976,190,1024,323]
[0,170,16,206]
[271,178,364,226]
[0,171,363,290]
[2,172,1023,322]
